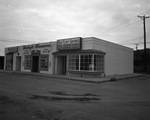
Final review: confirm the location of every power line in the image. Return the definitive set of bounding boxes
[102,18,139,36]
[101,10,150,37]
[100,10,150,51]
[138,15,150,73]
[107,9,150,31]
[139,10,150,15]
[102,19,141,37]
[123,41,150,45]
[135,35,144,50]
[121,36,143,43]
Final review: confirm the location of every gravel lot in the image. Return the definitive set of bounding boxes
[0,72,150,120]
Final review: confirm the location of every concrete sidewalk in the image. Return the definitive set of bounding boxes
[0,70,144,83]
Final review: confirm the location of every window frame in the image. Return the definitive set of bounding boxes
[24,55,32,69]
[68,54,79,71]
[6,53,13,70]
[68,54,104,72]
[40,54,49,71]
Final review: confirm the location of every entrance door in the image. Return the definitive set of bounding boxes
[32,56,39,72]
[62,56,67,75]
[56,56,67,75]
[16,56,21,71]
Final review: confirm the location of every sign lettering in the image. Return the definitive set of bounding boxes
[23,43,51,50]
[57,37,82,50]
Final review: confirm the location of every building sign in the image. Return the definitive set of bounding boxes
[57,37,82,50]
[23,45,34,50]
[23,49,31,55]
[35,43,51,48]
[23,43,51,50]
[43,49,50,54]
[7,47,18,53]
[31,50,41,55]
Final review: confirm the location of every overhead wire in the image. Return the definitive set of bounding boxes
[1,7,150,46]
[104,17,138,34]
[101,10,150,37]
[99,10,150,49]
[102,19,141,37]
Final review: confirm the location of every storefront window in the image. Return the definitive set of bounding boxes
[80,55,92,70]
[68,54,104,72]
[94,55,104,71]
[24,55,31,69]
[68,55,79,70]
[40,55,48,70]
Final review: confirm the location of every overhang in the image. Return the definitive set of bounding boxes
[53,49,105,56]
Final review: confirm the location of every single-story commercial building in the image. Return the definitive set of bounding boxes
[4,37,133,77]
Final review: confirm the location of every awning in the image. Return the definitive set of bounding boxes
[53,49,105,55]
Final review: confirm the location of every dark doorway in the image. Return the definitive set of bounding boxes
[6,53,13,70]
[16,56,21,71]
[32,56,39,72]
[62,56,67,75]
[56,56,67,75]
[0,56,4,69]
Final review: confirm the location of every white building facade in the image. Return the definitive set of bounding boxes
[4,37,133,77]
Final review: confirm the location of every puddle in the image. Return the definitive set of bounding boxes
[48,91,98,97]
[0,95,14,104]
[30,91,100,102]
[30,94,100,102]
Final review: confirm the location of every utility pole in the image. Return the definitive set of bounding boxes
[138,15,150,73]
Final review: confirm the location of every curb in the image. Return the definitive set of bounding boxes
[11,71,102,83]
[0,70,144,84]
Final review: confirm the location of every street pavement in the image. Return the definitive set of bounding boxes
[0,71,150,120]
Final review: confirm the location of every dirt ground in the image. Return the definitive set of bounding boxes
[0,72,150,120]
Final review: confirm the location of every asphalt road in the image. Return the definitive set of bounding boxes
[0,72,150,120]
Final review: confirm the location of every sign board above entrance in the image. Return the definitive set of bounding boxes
[57,37,82,50]
[23,43,51,50]
[7,47,18,53]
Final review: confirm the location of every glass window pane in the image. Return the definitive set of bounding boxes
[24,55,31,69]
[94,54,104,71]
[68,55,79,70]
[80,54,92,71]
[40,55,48,71]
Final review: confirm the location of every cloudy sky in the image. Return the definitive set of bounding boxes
[0,0,150,55]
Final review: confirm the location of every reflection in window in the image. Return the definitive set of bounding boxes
[68,55,79,70]
[68,54,104,72]
[94,55,104,71]
[24,55,31,69]
[40,55,48,70]
[80,55,92,70]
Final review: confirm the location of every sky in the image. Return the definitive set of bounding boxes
[0,0,150,55]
